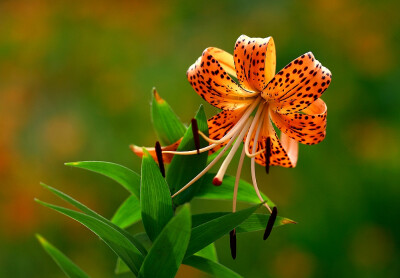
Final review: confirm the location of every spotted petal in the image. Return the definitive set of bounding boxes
[187,48,255,111]
[245,111,296,168]
[270,98,327,145]
[234,35,276,91]
[208,105,249,153]
[262,52,331,113]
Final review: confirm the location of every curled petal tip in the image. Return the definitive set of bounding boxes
[130,144,144,157]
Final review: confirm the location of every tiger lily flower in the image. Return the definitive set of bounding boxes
[132,35,332,216]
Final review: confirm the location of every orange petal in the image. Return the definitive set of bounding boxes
[245,108,296,168]
[234,35,276,91]
[280,132,298,167]
[187,47,255,111]
[270,98,327,145]
[208,105,248,153]
[205,47,237,77]
[262,52,332,113]
[130,139,181,164]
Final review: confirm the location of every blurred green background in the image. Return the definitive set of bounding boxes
[1,0,399,277]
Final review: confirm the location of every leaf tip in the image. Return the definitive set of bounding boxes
[141,147,151,158]
[35,233,46,244]
[152,87,165,104]
[65,162,79,166]
[282,218,297,225]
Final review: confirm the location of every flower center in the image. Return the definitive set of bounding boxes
[164,96,272,213]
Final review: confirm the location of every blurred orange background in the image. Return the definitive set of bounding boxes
[0,0,399,277]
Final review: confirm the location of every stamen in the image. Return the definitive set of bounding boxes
[230,229,237,259]
[191,118,200,154]
[155,141,165,177]
[164,97,261,156]
[246,147,266,158]
[213,118,252,185]
[265,137,271,174]
[250,108,272,213]
[233,147,246,213]
[263,206,277,240]
[244,102,265,157]
[171,119,251,198]
[195,97,262,146]
[163,144,217,156]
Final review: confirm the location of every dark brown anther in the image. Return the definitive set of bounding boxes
[229,229,237,259]
[191,118,200,154]
[265,137,271,174]
[263,206,277,240]
[155,141,165,177]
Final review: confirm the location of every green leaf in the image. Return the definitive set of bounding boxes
[141,149,174,241]
[36,234,90,278]
[192,212,296,233]
[194,243,218,262]
[111,195,141,229]
[138,205,192,278]
[151,88,187,145]
[167,105,209,206]
[196,173,275,207]
[183,256,242,278]
[235,213,296,233]
[65,161,140,199]
[185,204,261,257]
[39,183,147,256]
[36,200,144,276]
[115,233,153,275]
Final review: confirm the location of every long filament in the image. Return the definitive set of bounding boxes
[250,107,272,213]
[244,102,265,157]
[213,117,253,182]
[233,147,246,213]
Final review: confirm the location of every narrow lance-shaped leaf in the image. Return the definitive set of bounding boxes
[185,204,261,257]
[36,234,90,278]
[151,88,187,145]
[167,105,209,206]
[138,205,192,278]
[141,149,174,241]
[192,212,296,234]
[39,183,147,256]
[111,195,141,229]
[183,256,242,278]
[65,161,140,199]
[36,200,144,276]
[195,173,275,207]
